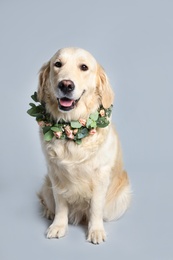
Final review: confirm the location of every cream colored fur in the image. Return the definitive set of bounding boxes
[37,47,131,244]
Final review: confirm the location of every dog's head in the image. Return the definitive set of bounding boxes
[38,47,114,120]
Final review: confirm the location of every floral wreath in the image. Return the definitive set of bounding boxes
[27,92,113,144]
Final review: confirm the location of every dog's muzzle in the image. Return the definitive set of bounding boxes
[57,80,85,111]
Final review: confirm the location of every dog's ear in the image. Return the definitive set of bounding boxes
[37,61,50,102]
[97,64,114,108]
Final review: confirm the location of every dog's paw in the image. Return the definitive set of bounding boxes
[87,228,106,244]
[46,224,67,239]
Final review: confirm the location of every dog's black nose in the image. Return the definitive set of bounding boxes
[58,80,75,94]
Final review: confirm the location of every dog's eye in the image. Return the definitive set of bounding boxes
[54,61,62,68]
[80,64,88,71]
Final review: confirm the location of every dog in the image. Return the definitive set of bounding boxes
[37,47,131,244]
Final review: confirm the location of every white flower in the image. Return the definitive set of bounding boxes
[64,125,71,135]
[89,129,97,135]
[79,118,87,126]
[54,131,62,138]
[38,121,45,127]
[64,125,74,139]
[67,132,74,139]
[99,109,105,117]
[73,129,78,135]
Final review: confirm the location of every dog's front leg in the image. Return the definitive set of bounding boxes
[87,180,108,244]
[47,189,68,239]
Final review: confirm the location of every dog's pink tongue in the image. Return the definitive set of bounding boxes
[60,98,74,107]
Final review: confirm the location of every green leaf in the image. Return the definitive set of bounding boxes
[90,121,96,128]
[76,128,89,139]
[97,122,109,128]
[31,92,38,102]
[86,118,96,128]
[27,107,38,116]
[76,133,84,139]
[27,105,44,117]
[43,126,51,134]
[89,111,98,121]
[29,103,36,107]
[96,117,109,128]
[36,114,44,121]
[44,130,54,141]
[86,118,92,128]
[105,105,113,117]
[70,121,82,128]
[27,108,33,116]
[51,126,62,132]
[54,123,64,128]
[75,139,82,145]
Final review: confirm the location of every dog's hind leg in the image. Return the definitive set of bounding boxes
[103,170,131,221]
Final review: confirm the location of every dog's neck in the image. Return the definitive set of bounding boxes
[27,92,113,144]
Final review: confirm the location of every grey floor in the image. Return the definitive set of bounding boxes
[0,1,173,259]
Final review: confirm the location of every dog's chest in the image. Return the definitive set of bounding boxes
[44,140,100,199]
[45,139,98,165]
[45,140,99,185]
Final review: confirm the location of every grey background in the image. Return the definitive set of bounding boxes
[0,0,173,259]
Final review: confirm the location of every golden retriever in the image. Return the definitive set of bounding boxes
[37,47,131,244]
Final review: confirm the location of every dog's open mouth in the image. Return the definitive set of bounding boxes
[58,97,77,111]
[57,90,86,112]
